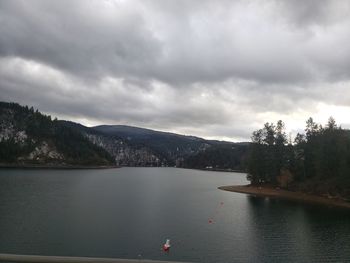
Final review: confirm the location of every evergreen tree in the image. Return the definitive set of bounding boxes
[247,116,350,199]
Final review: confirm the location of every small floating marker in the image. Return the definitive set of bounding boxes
[163,239,171,252]
[208,219,213,224]
[220,202,224,205]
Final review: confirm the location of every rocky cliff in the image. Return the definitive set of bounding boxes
[0,102,114,166]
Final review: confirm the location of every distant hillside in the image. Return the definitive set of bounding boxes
[60,121,166,167]
[0,102,114,166]
[0,101,249,169]
[90,125,249,169]
[93,125,212,166]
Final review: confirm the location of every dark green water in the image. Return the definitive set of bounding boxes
[0,167,349,263]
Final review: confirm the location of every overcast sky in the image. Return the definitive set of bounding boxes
[1,0,350,141]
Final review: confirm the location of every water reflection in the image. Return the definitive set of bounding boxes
[246,195,350,262]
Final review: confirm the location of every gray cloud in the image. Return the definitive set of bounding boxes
[1,0,350,141]
[274,0,350,27]
[0,0,313,84]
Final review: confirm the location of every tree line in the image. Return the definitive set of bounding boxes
[247,117,350,198]
[184,144,248,170]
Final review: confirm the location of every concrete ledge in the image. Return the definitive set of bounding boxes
[0,253,190,263]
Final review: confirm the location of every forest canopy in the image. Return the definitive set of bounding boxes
[247,117,350,199]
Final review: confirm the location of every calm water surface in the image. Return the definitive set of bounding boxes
[0,167,350,262]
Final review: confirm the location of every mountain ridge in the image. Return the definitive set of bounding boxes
[0,101,249,169]
[93,124,205,140]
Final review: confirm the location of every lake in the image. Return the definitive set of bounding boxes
[0,167,350,262]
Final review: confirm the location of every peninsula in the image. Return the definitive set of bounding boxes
[219,185,350,209]
[220,118,350,209]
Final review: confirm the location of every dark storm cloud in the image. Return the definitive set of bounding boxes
[0,0,162,81]
[1,0,350,140]
[0,0,313,84]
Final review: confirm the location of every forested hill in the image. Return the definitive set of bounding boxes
[93,125,206,149]
[0,102,114,166]
[71,123,249,169]
[92,125,227,166]
[91,125,249,169]
[0,101,249,169]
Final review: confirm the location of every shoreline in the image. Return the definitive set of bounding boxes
[193,167,244,173]
[0,164,119,170]
[180,167,245,173]
[218,185,350,210]
[0,165,244,172]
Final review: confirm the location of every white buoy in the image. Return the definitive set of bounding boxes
[163,239,171,251]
